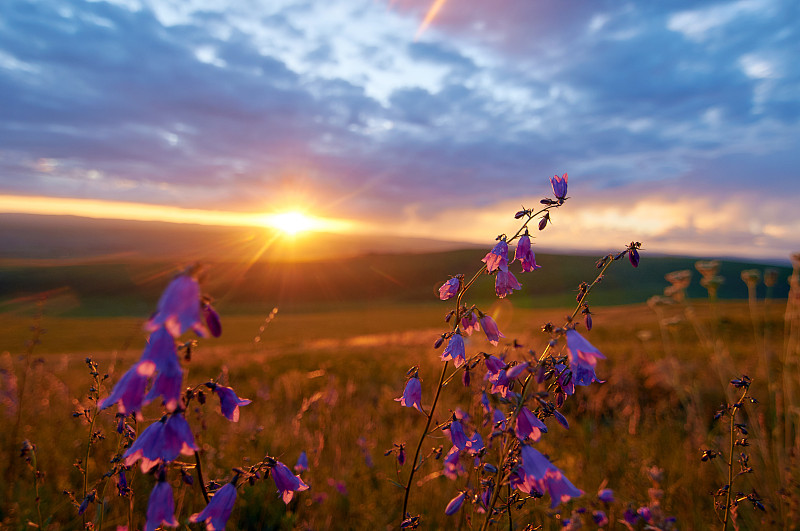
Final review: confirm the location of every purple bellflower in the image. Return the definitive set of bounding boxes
[551,173,568,200]
[495,270,521,298]
[479,314,504,346]
[123,413,198,472]
[565,329,607,387]
[446,419,468,451]
[484,355,506,376]
[189,482,237,531]
[98,360,156,416]
[141,327,179,369]
[514,234,542,272]
[441,332,466,368]
[443,446,464,480]
[145,274,208,338]
[272,460,309,503]
[145,480,179,531]
[598,488,615,503]
[460,310,479,336]
[395,376,423,413]
[515,406,548,442]
[144,480,178,531]
[213,385,252,422]
[542,468,583,509]
[506,362,529,380]
[202,302,222,338]
[445,492,466,515]
[438,277,460,300]
[512,445,583,508]
[482,240,509,273]
[295,451,309,473]
[145,350,183,412]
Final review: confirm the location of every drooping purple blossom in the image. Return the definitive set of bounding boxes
[145,350,183,412]
[629,247,640,268]
[145,480,178,531]
[460,310,479,336]
[479,314,504,346]
[145,274,208,338]
[294,451,309,473]
[443,446,464,480]
[441,333,466,368]
[495,270,521,298]
[551,173,568,200]
[189,482,237,530]
[98,360,156,416]
[593,510,609,526]
[488,369,512,398]
[446,419,468,451]
[492,408,507,432]
[123,413,198,472]
[511,445,583,508]
[202,302,222,338]
[515,406,548,442]
[565,329,607,387]
[514,234,542,272]
[141,327,179,370]
[598,488,615,503]
[445,492,466,515]
[553,410,570,429]
[271,461,309,504]
[213,385,252,422]
[484,355,506,376]
[482,240,509,273]
[395,376,423,413]
[438,277,460,300]
[506,362,529,380]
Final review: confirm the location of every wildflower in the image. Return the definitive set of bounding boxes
[445,492,466,515]
[271,460,309,503]
[512,445,583,508]
[551,173,568,200]
[443,446,464,480]
[598,488,615,503]
[438,277,460,300]
[141,327,179,370]
[514,234,542,272]
[593,510,609,526]
[145,479,178,531]
[460,310,479,335]
[506,362,528,380]
[446,419,468,451]
[515,406,547,442]
[395,376,423,413]
[565,329,606,387]
[189,482,237,530]
[484,355,506,375]
[202,301,222,338]
[441,333,466,368]
[482,240,509,273]
[294,451,309,473]
[479,314,504,346]
[213,385,252,422]
[145,273,208,338]
[488,369,512,398]
[553,410,569,429]
[145,349,183,412]
[123,413,198,472]
[495,270,521,298]
[99,360,157,416]
[629,247,640,268]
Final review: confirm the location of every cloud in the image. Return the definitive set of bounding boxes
[0,0,798,259]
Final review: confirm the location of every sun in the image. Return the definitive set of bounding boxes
[262,210,320,235]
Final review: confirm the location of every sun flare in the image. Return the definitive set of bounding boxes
[262,210,321,235]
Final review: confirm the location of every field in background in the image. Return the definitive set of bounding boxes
[1,295,794,529]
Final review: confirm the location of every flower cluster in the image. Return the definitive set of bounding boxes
[96,267,308,529]
[394,174,643,526]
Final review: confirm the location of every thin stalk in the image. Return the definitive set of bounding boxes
[481,254,618,531]
[195,451,210,504]
[723,386,749,531]
[401,361,448,522]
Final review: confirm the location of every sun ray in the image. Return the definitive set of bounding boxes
[414,0,449,41]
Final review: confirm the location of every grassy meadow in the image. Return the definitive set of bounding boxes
[1,244,798,530]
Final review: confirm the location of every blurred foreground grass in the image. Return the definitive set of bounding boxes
[0,300,794,529]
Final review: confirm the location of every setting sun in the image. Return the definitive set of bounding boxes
[261,210,321,235]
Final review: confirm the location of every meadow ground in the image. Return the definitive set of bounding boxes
[1,295,798,530]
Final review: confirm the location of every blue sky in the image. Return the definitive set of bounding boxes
[1,0,798,260]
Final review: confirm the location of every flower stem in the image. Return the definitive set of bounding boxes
[723,386,749,531]
[401,360,449,522]
[195,451,210,504]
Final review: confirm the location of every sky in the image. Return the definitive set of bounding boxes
[1,0,799,261]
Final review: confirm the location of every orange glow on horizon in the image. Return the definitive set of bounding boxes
[0,194,357,234]
[414,0,449,41]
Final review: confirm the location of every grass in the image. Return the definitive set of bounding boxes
[1,293,797,529]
